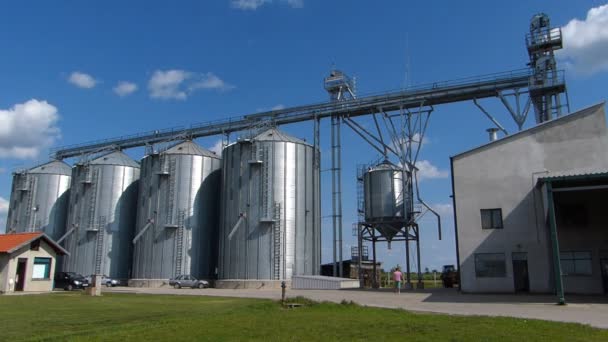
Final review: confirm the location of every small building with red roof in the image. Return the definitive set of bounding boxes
[0,232,68,293]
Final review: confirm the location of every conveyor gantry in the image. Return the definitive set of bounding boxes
[51,69,533,160]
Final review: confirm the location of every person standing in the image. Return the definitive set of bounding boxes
[393,267,403,294]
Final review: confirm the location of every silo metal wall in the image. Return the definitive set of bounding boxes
[219,139,321,280]
[62,159,140,280]
[132,151,221,280]
[6,162,71,240]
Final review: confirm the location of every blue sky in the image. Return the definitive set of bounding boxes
[1,1,608,272]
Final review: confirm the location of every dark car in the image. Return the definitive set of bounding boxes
[85,274,119,287]
[169,275,209,289]
[54,272,90,291]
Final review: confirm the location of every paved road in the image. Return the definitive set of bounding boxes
[106,287,608,329]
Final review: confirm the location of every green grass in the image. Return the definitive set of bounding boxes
[0,293,606,341]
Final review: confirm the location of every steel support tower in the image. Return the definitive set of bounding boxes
[324,70,356,277]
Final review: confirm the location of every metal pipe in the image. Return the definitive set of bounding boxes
[132,220,153,244]
[358,223,363,288]
[473,99,509,135]
[228,215,245,240]
[546,182,566,305]
[56,226,76,244]
[415,226,423,289]
[372,238,377,288]
[405,227,412,288]
[342,119,387,156]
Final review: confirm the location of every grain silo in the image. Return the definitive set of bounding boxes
[218,128,321,286]
[62,151,140,281]
[362,161,410,241]
[130,141,221,286]
[5,160,71,240]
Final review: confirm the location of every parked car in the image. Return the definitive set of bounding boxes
[54,272,90,291]
[169,275,209,289]
[85,274,119,287]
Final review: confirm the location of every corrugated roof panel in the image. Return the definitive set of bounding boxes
[538,169,608,182]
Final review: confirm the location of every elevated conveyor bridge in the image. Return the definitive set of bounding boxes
[52,69,534,160]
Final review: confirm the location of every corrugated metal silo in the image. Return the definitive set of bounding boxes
[62,151,140,280]
[131,141,221,282]
[363,161,410,241]
[5,160,71,240]
[218,128,321,281]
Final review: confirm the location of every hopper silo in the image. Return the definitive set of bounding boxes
[218,128,321,285]
[131,141,221,285]
[362,161,410,241]
[5,160,71,240]
[62,151,140,281]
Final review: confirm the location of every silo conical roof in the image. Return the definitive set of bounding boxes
[163,141,220,158]
[90,151,140,168]
[253,128,311,146]
[27,160,72,175]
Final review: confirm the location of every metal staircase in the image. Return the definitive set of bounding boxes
[260,146,271,220]
[24,176,36,230]
[94,215,106,274]
[166,157,177,226]
[86,169,99,231]
[174,210,186,277]
[272,202,282,280]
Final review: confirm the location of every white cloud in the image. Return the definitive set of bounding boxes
[432,203,453,217]
[230,0,302,10]
[148,70,191,100]
[271,104,285,110]
[415,160,448,181]
[68,71,97,89]
[285,0,303,8]
[558,4,608,75]
[113,81,138,97]
[0,196,8,234]
[231,0,270,10]
[148,70,233,100]
[0,197,8,215]
[0,100,60,159]
[209,139,224,155]
[190,73,234,92]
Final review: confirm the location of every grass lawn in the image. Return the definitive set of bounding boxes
[0,293,606,341]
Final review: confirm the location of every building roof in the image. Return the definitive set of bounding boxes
[0,232,69,255]
[538,170,608,183]
[451,102,606,160]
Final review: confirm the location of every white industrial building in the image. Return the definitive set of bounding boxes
[451,103,608,297]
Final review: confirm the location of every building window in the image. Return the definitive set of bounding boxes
[560,251,592,276]
[32,257,52,279]
[475,253,506,277]
[480,209,503,229]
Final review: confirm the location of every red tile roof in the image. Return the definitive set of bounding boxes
[0,232,68,255]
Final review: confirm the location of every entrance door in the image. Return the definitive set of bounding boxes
[15,258,27,291]
[512,253,529,292]
[601,259,608,294]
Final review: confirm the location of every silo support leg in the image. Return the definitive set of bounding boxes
[405,228,413,290]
